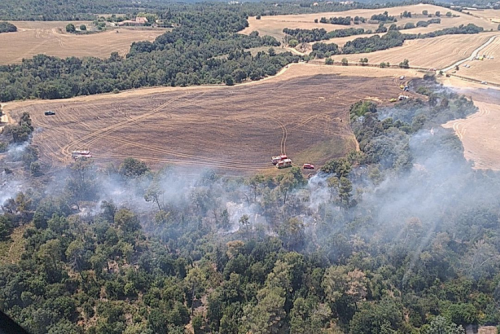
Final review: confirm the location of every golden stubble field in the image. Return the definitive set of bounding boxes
[0,21,166,64]
[468,9,500,22]
[320,31,499,69]
[454,35,500,84]
[240,4,499,40]
[442,84,500,170]
[5,64,418,174]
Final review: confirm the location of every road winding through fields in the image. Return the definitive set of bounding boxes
[442,35,498,72]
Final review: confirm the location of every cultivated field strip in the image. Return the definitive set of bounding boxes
[336,32,498,69]
[12,74,407,173]
[0,21,165,65]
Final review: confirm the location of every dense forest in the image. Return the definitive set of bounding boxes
[1,0,500,333]
[1,78,500,333]
[0,21,17,33]
[0,10,300,102]
[0,0,432,21]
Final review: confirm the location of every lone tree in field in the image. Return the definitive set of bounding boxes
[359,58,368,66]
[341,58,349,66]
[66,23,76,33]
[80,24,86,31]
[422,10,428,15]
[399,59,410,68]
[325,58,334,65]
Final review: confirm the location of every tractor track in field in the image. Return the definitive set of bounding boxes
[61,92,193,161]
[9,74,405,173]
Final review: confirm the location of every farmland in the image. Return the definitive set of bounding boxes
[442,85,500,171]
[321,31,499,69]
[454,35,500,84]
[0,21,166,64]
[6,68,411,173]
[240,4,498,40]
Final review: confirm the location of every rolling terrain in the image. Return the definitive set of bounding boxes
[240,4,498,40]
[322,31,499,69]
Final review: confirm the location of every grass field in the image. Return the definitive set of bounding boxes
[240,4,499,40]
[6,66,414,174]
[320,31,499,69]
[0,21,166,64]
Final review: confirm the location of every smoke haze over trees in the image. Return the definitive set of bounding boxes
[1,80,500,333]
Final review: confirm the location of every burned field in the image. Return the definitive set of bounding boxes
[11,74,406,173]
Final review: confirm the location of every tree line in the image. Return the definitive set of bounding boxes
[313,23,484,56]
[283,27,367,43]
[317,16,365,25]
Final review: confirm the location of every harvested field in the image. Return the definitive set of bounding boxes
[468,9,500,22]
[0,21,166,65]
[6,68,412,174]
[442,86,500,170]
[454,35,500,85]
[320,31,499,69]
[240,4,497,40]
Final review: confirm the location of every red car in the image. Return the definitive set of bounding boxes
[303,163,315,170]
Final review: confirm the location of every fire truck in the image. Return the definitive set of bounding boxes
[71,150,92,159]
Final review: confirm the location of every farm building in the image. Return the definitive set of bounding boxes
[118,17,148,26]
